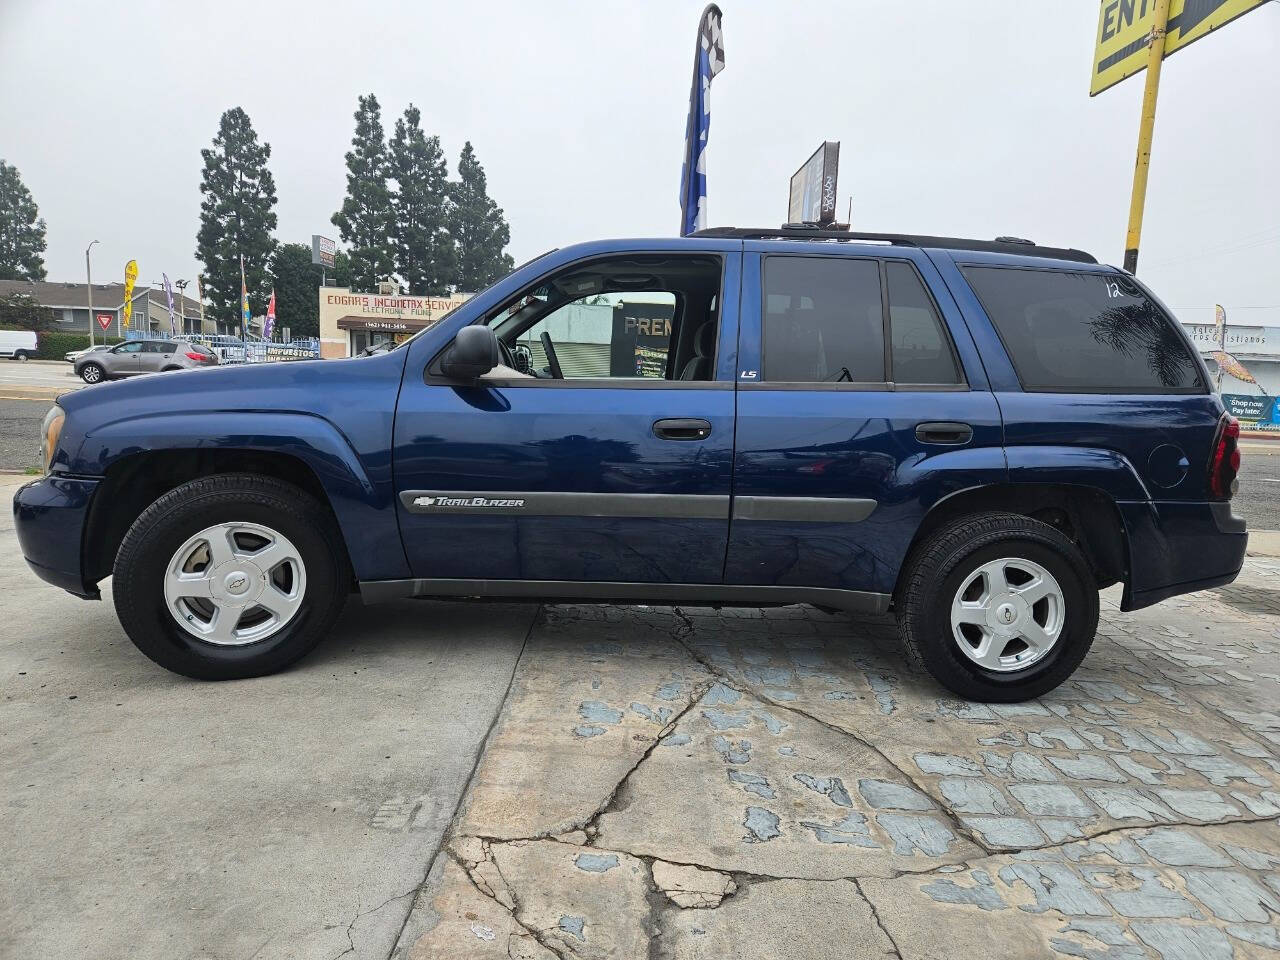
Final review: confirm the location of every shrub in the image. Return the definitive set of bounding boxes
[34,331,124,360]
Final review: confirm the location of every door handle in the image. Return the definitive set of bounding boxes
[653,418,712,441]
[915,421,972,445]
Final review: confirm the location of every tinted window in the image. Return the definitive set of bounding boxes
[887,262,961,384]
[963,267,1201,392]
[763,257,883,382]
[115,342,142,353]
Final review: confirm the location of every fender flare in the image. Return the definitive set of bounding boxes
[1003,445,1150,501]
[72,410,408,581]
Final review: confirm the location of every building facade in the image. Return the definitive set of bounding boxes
[0,280,208,337]
[1179,306,1280,431]
[318,284,471,358]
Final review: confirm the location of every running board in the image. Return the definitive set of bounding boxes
[358,578,891,614]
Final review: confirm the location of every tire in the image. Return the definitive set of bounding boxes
[14,350,30,362]
[80,362,105,384]
[897,513,1098,702]
[113,473,351,680]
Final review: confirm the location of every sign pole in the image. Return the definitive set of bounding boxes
[1122,0,1170,274]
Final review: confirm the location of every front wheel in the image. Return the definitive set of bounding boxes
[80,362,105,384]
[113,474,351,679]
[897,513,1099,702]
[14,350,30,362]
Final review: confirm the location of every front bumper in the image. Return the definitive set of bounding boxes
[13,475,101,598]
[1118,499,1247,611]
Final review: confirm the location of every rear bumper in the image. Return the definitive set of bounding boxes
[12,475,100,599]
[1118,499,1247,611]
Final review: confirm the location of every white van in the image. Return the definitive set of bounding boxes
[0,330,38,361]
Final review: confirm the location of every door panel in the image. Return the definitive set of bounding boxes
[110,343,142,376]
[725,389,1003,593]
[392,251,742,585]
[724,246,1005,595]
[393,383,736,583]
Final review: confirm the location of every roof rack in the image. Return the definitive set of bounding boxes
[691,226,1097,264]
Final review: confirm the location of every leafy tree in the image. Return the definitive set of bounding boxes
[270,243,322,338]
[389,105,454,295]
[0,292,55,331]
[447,142,513,292]
[332,94,395,292]
[196,108,279,326]
[0,160,47,281]
[269,245,354,340]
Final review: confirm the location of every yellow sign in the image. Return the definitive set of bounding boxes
[122,259,137,329]
[1091,0,1268,95]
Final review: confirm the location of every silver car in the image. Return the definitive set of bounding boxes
[75,340,218,384]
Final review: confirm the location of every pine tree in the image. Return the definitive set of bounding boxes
[195,108,278,327]
[0,160,48,281]
[389,104,454,295]
[447,142,514,292]
[332,94,395,292]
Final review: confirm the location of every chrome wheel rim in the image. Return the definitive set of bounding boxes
[163,522,306,646]
[950,557,1064,672]
[82,365,101,382]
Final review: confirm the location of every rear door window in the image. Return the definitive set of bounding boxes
[763,257,884,382]
[887,262,961,385]
[962,266,1202,393]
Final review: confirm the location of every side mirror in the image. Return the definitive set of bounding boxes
[440,325,499,380]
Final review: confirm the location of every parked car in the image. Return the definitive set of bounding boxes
[0,329,37,361]
[65,343,113,363]
[74,339,218,383]
[16,228,1246,700]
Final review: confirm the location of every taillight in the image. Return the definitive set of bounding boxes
[1208,414,1241,500]
[185,351,207,361]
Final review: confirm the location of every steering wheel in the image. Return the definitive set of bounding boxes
[540,331,564,379]
[497,338,517,370]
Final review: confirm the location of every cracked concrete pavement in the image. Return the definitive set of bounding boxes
[395,570,1280,959]
[0,477,537,960]
[6,461,1280,958]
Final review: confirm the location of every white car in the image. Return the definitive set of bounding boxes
[65,343,113,363]
[0,329,37,361]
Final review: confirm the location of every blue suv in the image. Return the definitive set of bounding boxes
[15,228,1247,701]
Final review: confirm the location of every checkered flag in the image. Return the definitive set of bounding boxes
[679,4,725,237]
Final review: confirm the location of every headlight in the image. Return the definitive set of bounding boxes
[40,405,65,474]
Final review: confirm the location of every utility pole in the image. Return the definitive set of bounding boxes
[1122,0,1170,275]
[85,240,99,346]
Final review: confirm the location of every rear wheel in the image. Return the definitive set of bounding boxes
[113,473,350,679]
[80,362,104,383]
[897,513,1098,702]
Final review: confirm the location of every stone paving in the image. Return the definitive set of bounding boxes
[393,559,1280,960]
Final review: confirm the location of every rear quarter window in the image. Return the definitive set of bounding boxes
[962,266,1203,393]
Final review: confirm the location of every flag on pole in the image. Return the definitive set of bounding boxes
[240,256,250,338]
[1214,303,1227,390]
[162,273,176,337]
[678,4,725,237]
[264,289,276,340]
[122,259,138,330]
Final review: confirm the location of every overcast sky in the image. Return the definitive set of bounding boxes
[2,0,1276,321]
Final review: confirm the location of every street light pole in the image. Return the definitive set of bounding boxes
[85,240,100,347]
[175,279,188,335]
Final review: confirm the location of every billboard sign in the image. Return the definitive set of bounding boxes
[312,234,336,269]
[1222,393,1280,431]
[787,141,840,225]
